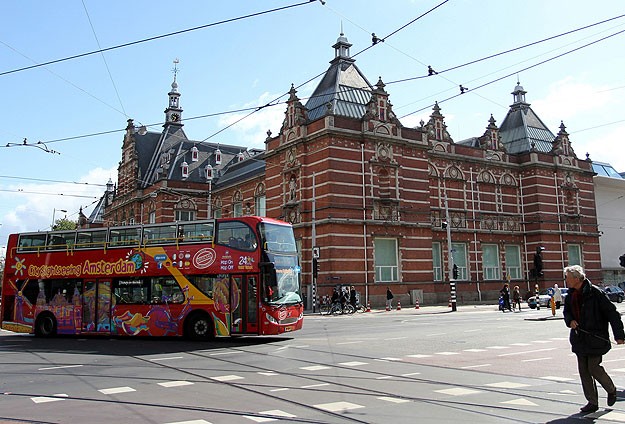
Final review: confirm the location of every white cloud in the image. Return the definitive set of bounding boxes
[532,77,615,123]
[0,166,116,248]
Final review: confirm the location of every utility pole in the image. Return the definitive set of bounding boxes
[311,172,317,313]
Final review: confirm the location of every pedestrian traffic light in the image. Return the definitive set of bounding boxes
[452,264,459,280]
[312,257,319,278]
[619,254,625,268]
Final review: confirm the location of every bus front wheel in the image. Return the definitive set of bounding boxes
[185,313,214,341]
[35,313,57,337]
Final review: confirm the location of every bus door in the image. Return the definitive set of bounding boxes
[82,280,112,333]
[230,275,259,335]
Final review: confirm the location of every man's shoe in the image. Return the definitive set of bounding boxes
[608,391,617,407]
[580,403,599,413]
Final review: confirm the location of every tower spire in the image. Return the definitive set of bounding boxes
[164,58,183,127]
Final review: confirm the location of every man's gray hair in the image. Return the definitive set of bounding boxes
[564,265,585,280]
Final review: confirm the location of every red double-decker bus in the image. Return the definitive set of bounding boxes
[0,217,303,339]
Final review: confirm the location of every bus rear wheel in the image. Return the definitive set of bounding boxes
[185,313,214,341]
[35,313,57,337]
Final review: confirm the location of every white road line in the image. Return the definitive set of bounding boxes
[339,361,368,367]
[463,349,487,352]
[376,376,393,380]
[461,364,491,369]
[99,387,136,395]
[300,365,331,371]
[435,352,460,356]
[378,396,410,403]
[158,381,194,388]
[377,357,403,362]
[435,387,483,396]
[498,348,556,357]
[336,341,364,345]
[402,372,422,376]
[522,357,552,362]
[269,388,289,392]
[211,375,244,382]
[384,337,408,341]
[150,356,184,361]
[313,401,365,412]
[541,376,575,382]
[31,394,68,404]
[209,351,243,356]
[406,354,431,358]
[301,383,330,389]
[164,420,212,424]
[427,333,447,336]
[38,365,83,371]
[509,343,531,346]
[486,346,509,350]
[257,372,279,376]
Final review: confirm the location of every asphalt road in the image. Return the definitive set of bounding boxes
[2,303,625,423]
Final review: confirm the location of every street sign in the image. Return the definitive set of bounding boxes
[312,246,320,259]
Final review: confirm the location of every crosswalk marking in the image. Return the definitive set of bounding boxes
[31,394,68,403]
[211,375,244,382]
[313,401,365,412]
[501,398,538,406]
[99,387,135,395]
[435,387,483,396]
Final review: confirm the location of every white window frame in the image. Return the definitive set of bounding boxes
[568,244,582,266]
[374,238,399,283]
[451,242,468,280]
[504,245,522,279]
[432,242,442,281]
[482,244,500,280]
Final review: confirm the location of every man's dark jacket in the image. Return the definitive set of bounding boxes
[563,280,624,356]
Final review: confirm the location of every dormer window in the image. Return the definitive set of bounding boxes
[205,164,213,180]
[215,147,222,165]
[191,146,199,162]
[181,161,189,178]
[379,99,386,121]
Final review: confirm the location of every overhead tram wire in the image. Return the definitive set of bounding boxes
[9,11,623,150]
[388,13,625,86]
[0,188,99,199]
[0,175,107,186]
[197,0,449,145]
[81,0,127,118]
[399,27,625,119]
[0,0,318,78]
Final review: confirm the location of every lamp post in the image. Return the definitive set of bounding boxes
[51,208,67,230]
[205,164,213,219]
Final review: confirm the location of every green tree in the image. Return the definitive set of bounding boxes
[52,218,77,231]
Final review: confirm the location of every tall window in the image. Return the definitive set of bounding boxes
[451,243,467,280]
[432,242,442,281]
[148,211,156,224]
[375,238,398,282]
[482,244,500,280]
[233,191,243,217]
[213,198,222,219]
[568,244,582,266]
[504,245,522,279]
[255,184,266,217]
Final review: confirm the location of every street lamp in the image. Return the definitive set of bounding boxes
[205,164,213,218]
[51,208,67,230]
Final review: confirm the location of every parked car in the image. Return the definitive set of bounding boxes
[602,286,624,303]
[527,287,568,309]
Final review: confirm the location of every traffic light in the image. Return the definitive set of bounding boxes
[533,247,544,277]
[452,264,459,280]
[619,254,625,268]
[441,221,448,229]
[312,257,319,278]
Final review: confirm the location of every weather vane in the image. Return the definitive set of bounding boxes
[172,58,180,82]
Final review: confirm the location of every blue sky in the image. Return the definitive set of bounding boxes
[1,0,624,253]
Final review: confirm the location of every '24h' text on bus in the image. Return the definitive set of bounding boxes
[0,217,303,339]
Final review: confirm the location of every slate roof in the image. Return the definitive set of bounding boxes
[305,34,373,121]
[499,83,555,154]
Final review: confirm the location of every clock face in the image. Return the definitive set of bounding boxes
[171,113,179,122]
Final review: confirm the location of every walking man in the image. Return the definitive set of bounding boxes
[563,265,624,413]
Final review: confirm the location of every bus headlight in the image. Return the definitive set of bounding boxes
[265,313,279,324]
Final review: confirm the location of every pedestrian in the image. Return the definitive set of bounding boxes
[331,288,339,306]
[563,265,624,414]
[553,283,563,309]
[500,283,512,312]
[349,286,357,308]
[512,285,522,311]
[386,287,393,311]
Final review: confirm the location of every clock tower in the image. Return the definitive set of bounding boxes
[164,58,183,127]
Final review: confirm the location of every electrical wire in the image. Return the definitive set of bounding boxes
[81,0,127,118]
[399,27,625,119]
[0,188,99,199]
[0,1,317,77]
[0,175,107,186]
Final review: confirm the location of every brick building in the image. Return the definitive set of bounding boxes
[95,33,600,308]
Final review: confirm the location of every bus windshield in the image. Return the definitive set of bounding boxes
[259,222,300,305]
[263,253,301,305]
